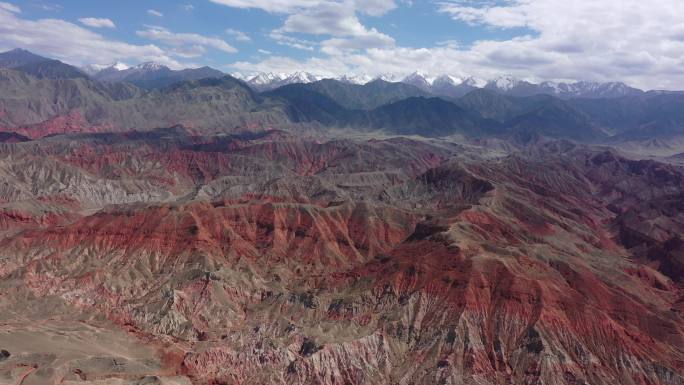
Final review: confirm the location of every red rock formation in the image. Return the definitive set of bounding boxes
[0,133,682,385]
[0,110,113,139]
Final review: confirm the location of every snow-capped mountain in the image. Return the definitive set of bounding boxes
[285,71,319,84]
[431,75,482,98]
[90,62,224,89]
[374,74,403,83]
[432,75,462,86]
[402,72,436,91]
[246,72,321,91]
[239,70,643,99]
[461,77,487,88]
[488,75,526,91]
[538,81,642,98]
[93,62,172,82]
[248,72,284,87]
[336,74,373,85]
[135,62,167,71]
[483,75,541,96]
[483,76,643,98]
[81,62,129,76]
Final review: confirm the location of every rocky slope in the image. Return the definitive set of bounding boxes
[5,62,684,143]
[0,130,682,385]
[93,62,226,90]
[0,69,290,136]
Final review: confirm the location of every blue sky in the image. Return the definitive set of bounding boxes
[1,1,683,89]
[11,1,530,67]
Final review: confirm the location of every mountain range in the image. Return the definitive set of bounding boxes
[0,48,650,98]
[91,62,226,89]
[238,70,645,99]
[0,48,683,143]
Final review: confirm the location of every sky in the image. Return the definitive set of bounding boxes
[1,0,683,89]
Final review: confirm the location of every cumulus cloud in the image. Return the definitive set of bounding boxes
[278,2,374,36]
[78,17,116,28]
[230,0,684,90]
[213,0,396,52]
[433,0,684,88]
[225,28,251,42]
[0,4,184,68]
[353,0,396,16]
[137,25,237,54]
[147,9,163,17]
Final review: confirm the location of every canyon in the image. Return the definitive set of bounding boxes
[0,128,682,385]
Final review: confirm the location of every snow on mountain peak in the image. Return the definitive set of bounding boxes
[111,62,130,71]
[81,61,130,76]
[336,74,372,85]
[432,75,463,86]
[134,62,168,71]
[491,75,522,90]
[285,72,319,83]
[249,72,283,85]
[235,70,641,98]
[374,74,402,83]
[461,77,487,88]
[403,71,436,86]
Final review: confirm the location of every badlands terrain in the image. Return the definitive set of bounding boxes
[0,49,682,385]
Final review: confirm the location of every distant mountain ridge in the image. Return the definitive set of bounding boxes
[91,62,226,89]
[0,49,650,99]
[243,72,323,91]
[241,70,645,99]
[0,48,88,79]
[1,48,683,143]
[280,79,431,110]
[0,48,47,68]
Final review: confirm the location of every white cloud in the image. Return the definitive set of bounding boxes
[269,31,316,51]
[258,49,272,55]
[230,0,684,90]
[0,2,19,13]
[232,55,349,77]
[147,9,163,17]
[209,0,397,16]
[183,4,194,11]
[213,0,395,52]
[170,45,207,58]
[78,17,116,28]
[354,0,396,16]
[278,2,370,36]
[225,28,251,42]
[0,6,184,68]
[208,0,321,13]
[4,0,684,90]
[137,25,237,54]
[320,30,395,55]
[433,0,684,89]
[39,3,62,11]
